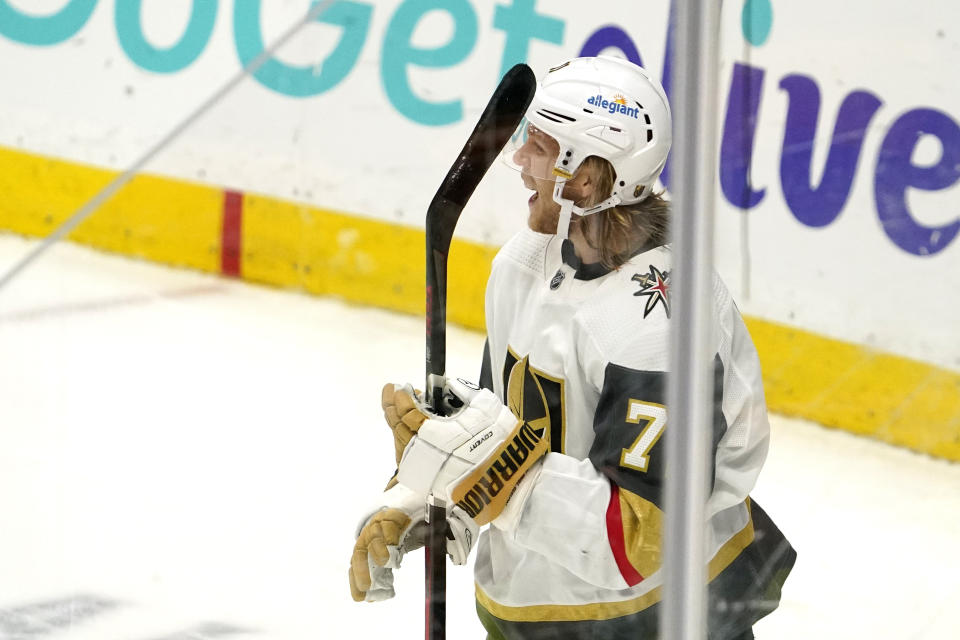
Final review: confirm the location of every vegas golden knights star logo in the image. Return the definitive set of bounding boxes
[503,350,566,453]
[632,265,671,318]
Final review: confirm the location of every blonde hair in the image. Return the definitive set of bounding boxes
[571,156,671,269]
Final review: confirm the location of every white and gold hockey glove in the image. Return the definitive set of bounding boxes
[349,483,477,603]
[381,383,427,466]
[396,378,549,526]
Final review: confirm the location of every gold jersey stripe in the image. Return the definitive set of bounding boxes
[617,489,664,579]
[707,499,756,581]
[475,581,664,623]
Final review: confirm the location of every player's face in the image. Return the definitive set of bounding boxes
[512,124,562,234]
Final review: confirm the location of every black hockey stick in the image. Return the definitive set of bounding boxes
[423,63,536,640]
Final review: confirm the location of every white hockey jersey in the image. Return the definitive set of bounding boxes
[474,228,795,640]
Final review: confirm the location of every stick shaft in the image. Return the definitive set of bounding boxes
[421,63,535,640]
[425,495,447,640]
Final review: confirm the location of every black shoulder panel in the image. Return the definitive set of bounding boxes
[588,356,727,509]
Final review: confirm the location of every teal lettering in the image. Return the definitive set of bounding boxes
[382,0,477,126]
[492,0,564,78]
[115,0,216,73]
[742,0,773,47]
[234,0,372,97]
[0,0,96,46]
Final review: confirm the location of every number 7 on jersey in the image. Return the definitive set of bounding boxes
[620,400,667,473]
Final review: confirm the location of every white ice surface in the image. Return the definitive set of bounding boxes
[0,234,958,639]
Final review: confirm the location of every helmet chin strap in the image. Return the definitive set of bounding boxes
[551,180,622,240]
[553,180,575,240]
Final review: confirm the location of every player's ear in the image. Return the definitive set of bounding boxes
[563,167,596,203]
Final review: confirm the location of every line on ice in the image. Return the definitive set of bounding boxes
[0,285,225,324]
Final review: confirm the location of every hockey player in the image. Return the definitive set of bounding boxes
[349,56,795,639]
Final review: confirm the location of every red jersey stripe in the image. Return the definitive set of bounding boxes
[606,483,645,587]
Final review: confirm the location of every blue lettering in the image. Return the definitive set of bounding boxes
[875,108,960,256]
[779,74,882,227]
[493,0,564,79]
[115,0,216,73]
[579,25,643,67]
[382,0,477,126]
[0,0,96,46]
[658,1,677,189]
[234,0,372,97]
[720,63,766,210]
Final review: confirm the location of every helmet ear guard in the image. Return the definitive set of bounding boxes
[551,144,584,180]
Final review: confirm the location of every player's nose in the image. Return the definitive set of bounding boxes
[513,144,531,169]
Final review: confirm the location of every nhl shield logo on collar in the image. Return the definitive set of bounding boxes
[550,269,565,290]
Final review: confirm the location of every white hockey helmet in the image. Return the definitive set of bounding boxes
[507,56,672,236]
